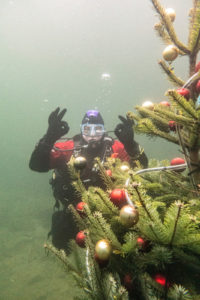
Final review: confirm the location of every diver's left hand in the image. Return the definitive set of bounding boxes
[114,115,134,145]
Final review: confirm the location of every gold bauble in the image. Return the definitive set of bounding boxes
[120,205,139,227]
[73,156,87,169]
[95,239,112,261]
[165,8,176,22]
[162,45,178,62]
[120,165,130,172]
[142,100,154,110]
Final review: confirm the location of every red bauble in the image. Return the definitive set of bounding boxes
[137,237,151,252]
[196,80,200,93]
[105,169,112,177]
[154,274,167,286]
[137,237,145,247]
[76,202,87,216]
[170,157,186,172]
[109,189,127,208]
[168,120,176,131]
[195,61,200,72]
[176,88,190,100]
[159,101,170,107]
[170,157,185,166]
[75,231,86,248]
[123,274,133,291]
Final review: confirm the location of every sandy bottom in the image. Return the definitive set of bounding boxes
[0,188,81,300]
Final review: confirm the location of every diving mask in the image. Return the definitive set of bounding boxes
[81,123,105,137]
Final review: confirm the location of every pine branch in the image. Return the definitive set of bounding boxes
[150,0,190,54]
[93,211,122,250]
[85,187,119,219]
[94,158,115,190]
[188,1,200,55]
[158,60,185,86]
[84,239,104,299]
[135,105,171,132]
[188,1,197,48]
[142,245,173,270]
[126,110,141,122]
[93,188,119,215]
[154,22,172,44]
[176,126,198,191]
[68,204,87,230]
[154,105,195,127]
[142,272,165,298]
[135,117,179,144]
[162,201,200,248]
[167,90,199,119]
[168,284,192,300]
[133,184,154,222]
[173,248,200,271]
[121,232,138,254]
[102,272,129,300]
[84,205,108,240]
[169,201,183,246]
[44,243,81,275]
[72,172,88,197]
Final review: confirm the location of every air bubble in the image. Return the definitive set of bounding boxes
[101,73,111,80]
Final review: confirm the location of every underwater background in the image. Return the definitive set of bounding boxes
[0,0,192,299]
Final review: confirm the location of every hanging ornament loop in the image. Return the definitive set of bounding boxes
[135,163,187,175]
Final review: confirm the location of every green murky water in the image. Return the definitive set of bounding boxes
[0,1,191,299]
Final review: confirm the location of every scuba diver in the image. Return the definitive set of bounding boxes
[29,107,148,251]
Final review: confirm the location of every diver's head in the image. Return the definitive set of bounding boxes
[81,110,105,146]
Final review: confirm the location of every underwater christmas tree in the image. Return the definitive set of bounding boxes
[45,1,200,299]
[129,0,200,188]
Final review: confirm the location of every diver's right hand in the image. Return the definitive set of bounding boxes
[46,107,70,144]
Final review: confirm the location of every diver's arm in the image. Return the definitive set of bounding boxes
[112,140,148,168]
[114,115,148,168]
[125,140,148,168]
[29,135,54,172]
[29,107,69,172]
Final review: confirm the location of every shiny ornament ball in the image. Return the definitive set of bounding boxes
[76,231,86,248]
[136,237,150,251]
[195,61,200,72]
[73,156,87,169]
[196,80,200,93]
[170,157,185,166]
[170,157,186,172]
[120,205,139,227]
[137,237,145,247]
[176,88,190,100]
[162,45,178,61]
[95,239,112,261]
[105,169,112,177]
[168,120,176,132]
[154,274,167,286]
[159,101,170,107]
[142,100,154,110]
[76,201,87,216]
[94,253,109,268]
[165,8,176,22]
[120,165,129,172]
[109,189,127,208]
[123,274,133,291]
